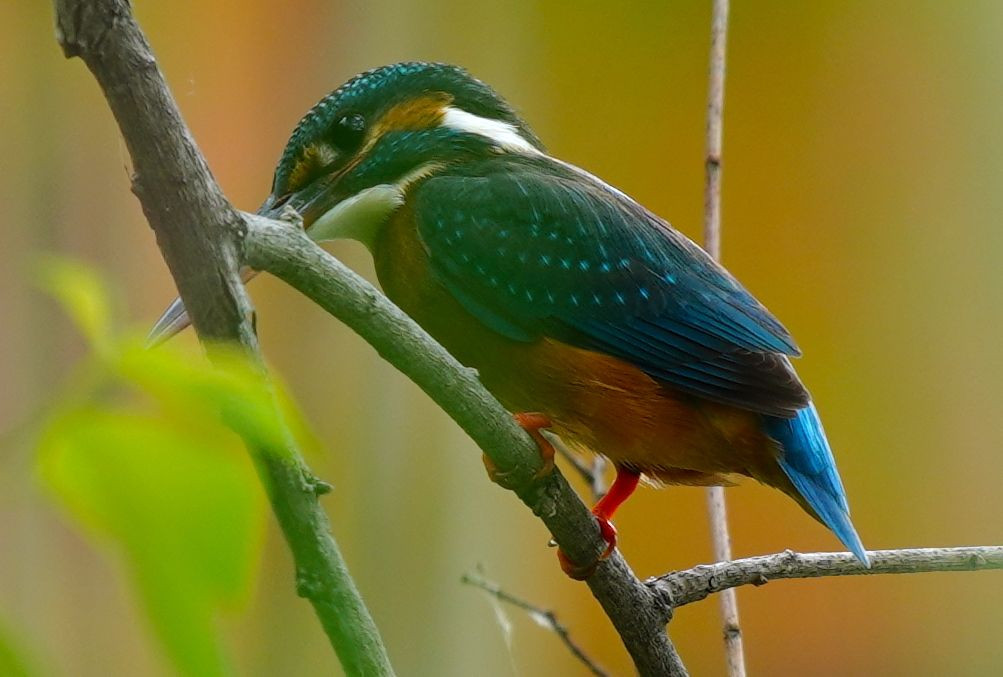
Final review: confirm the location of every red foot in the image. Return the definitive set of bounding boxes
[482,412,556,486]
[513,412,556,480]
[557,465,641,580]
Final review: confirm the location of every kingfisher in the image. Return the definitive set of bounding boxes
[152,62,867,577]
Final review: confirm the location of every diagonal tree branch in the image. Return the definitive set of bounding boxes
[243,213,688,676]
[51,2,394,675]
[648,547,1003,610]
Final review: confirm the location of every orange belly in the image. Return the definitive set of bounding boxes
[374,203,789,492]
[505,337,781,485]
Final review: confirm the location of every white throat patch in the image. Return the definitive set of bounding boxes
[441,106,540,155]
[307,163,439,249]
[308,184,405,249]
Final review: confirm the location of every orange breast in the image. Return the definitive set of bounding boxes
[373,201,785,489]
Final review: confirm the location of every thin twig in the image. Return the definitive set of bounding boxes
[546,431,609,502]
[649,547,1003,609]
[705,487,744,674]
[703,0,729,262]
[462,569,609,677]
[586,456,609,502]
[701,1,745,675]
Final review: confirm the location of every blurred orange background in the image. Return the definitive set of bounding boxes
[2,1,1002,675]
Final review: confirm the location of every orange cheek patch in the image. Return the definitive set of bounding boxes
[287,143,337,194]
[374,93,453,134]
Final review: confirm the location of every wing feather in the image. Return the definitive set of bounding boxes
[412,156,808,415]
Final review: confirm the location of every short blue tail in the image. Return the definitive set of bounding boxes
[764,403,869,565]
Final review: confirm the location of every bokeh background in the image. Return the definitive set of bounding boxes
[3,1,1003,675]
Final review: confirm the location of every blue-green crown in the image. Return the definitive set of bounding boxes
[272,62,541,196]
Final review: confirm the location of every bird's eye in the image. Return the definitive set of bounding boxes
[331,113,366,151]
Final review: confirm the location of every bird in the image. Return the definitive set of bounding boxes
[151,61,867,577]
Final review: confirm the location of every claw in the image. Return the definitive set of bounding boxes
[481,452,511,486]
[490,414,641,581]
[555,465,640,580]
[482,412,557,487]
[557,548,597,580]
[595,514,618,560]
[513,412,556,481]
[555,510,620,580]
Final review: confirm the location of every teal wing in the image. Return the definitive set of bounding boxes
[412,157,808,416]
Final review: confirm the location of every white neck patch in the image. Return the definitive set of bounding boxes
[308,184,404,249]
[441,106,540,155]
[307,162,440,249]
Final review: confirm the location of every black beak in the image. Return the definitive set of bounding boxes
[147,196,290,346]
[146,266,259,346]
[147,177,348,346]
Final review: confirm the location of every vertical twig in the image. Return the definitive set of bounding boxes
[703,0,728,262]
[706,487,744,675]
[702,1,747,676]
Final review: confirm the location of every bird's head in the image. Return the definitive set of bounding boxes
[150,62,541,342]
[259,61,542,241]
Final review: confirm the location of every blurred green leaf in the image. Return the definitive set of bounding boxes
[35,257,114,353]
[114,340,295,458]
[0,620,40,677]
[38,409,265,677]
[31,260,325,676]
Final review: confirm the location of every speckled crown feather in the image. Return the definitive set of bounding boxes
[271,62,542,196]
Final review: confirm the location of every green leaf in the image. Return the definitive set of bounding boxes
[38,409,265,676]
[35,257,114,353]
[32,259,325,675]
[0,620,40,677]
[114,339,298,458]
